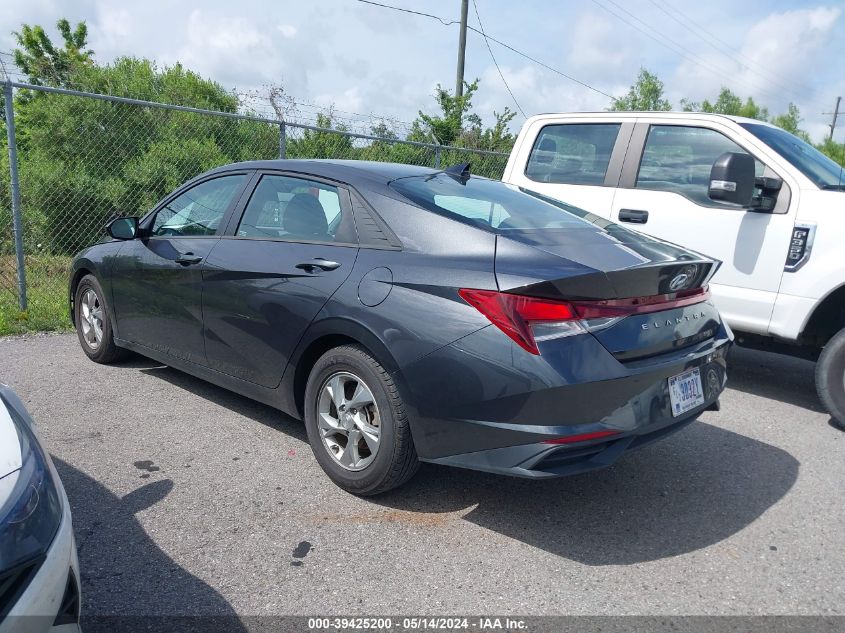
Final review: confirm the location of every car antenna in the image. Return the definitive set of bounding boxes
[444,162,472,184]
[422,162,472,184]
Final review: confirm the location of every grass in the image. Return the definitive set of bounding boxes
[0,255,74,336]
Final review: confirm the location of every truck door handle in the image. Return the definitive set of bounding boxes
[175,252,203,265]
[296,258,342,272]
[618,209,649,224]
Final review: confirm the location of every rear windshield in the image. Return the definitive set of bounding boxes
[389,173,596,231]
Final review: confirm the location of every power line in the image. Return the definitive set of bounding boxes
[471,0,525,117]
[590,0,785,104]
[464,24,616,100]
[355,0,460,26]
[354,0,617,100]
[658,0,816,96]
[645,0,811,99]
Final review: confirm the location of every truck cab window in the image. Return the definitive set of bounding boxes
[525,124,620,185]
[636,125,764,205]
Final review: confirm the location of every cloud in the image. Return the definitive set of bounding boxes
[94,4,130,42]
[2,0,842,141]
[475,63,613,124]
[565,11,633,83]
[670,6,842,123]
[160,9,317,94]
[277,24,296,38]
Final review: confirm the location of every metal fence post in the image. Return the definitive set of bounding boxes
[279,121,286,159]
[434,144,441,169]
[4,80,27,312]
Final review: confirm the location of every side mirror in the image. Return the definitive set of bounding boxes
[708,152,755,206]
[106,217,139,240]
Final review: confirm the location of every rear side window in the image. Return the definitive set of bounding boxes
[237,175,356,244]
[636,125,764,205]
[525,123,620,185]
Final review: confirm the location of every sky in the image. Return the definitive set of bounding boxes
[2,0,844,143]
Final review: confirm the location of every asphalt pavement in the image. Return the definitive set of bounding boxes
[0,333,842,618]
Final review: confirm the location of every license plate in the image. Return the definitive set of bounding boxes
[668,367,705,417]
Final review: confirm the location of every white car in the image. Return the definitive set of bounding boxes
[0,385,81,632]
[504,112,844,423]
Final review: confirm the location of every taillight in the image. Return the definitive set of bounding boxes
[570,287,709,319]
[458,289,583,354]
[459,287,710,355]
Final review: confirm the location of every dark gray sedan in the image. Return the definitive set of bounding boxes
[69,160,732,495]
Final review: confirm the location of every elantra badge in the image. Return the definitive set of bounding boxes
[641,311,707,330]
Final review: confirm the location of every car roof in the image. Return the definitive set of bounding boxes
[203,159,441,186]
[525,111,777,127]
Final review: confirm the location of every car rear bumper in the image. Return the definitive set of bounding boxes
[425,407,705,478]
[398,322,731,476]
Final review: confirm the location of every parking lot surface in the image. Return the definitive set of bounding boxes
[0,333,842,617]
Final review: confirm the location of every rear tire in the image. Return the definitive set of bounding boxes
[816,327,845,428]
[304,345,419,495]
[74,274,128,364]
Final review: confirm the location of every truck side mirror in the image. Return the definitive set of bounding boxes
[708,152,755,206]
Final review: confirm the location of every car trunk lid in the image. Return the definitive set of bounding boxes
[493,228,721,361]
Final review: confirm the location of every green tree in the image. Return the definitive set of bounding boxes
[681,87,769,121]
[770,103,811,140]
[461,108,517,152]
[12,54,278,254]
[288,112,356,160]
[817,138,845,166]
[413,79,480,145]
[13,19,93,87]
[610,68,671,111]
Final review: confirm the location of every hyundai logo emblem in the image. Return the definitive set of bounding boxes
[669,273,690,291]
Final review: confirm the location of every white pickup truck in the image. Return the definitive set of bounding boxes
[503,112,843,423]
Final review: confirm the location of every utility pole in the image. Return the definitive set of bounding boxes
[455,0,469,97]
[827,96,841,142]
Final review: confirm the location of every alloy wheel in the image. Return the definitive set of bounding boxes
[79,288,104,350]
[317,371,381,471]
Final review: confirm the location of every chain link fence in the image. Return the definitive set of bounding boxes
[0,81,509,334]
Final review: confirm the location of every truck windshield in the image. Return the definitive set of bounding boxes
[741,122,845,189]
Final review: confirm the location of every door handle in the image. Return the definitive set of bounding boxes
[296,258,342,272]
[175,252,203,265]
[618,208,649,224]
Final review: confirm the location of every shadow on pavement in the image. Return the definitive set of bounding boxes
[373,421,799,566]
[134,363,307,442]
[53,459,247,632]
[115,352,799,567]
[726,346,823,413]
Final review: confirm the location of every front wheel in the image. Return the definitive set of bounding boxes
[74,274,128,364]
[304,345,419,495]
[816,327,845,428]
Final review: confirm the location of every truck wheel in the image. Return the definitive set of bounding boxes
[816,327,845,428]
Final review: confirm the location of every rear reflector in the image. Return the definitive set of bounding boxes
[459,287,709,354]
[542,430,622,445]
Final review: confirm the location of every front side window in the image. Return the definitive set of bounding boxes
[636,125,764,205]
[237,175,355,243]
[525,123,620,185]
[152,175,246,237]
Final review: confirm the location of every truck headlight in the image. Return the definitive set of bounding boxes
[0,397,62,573]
